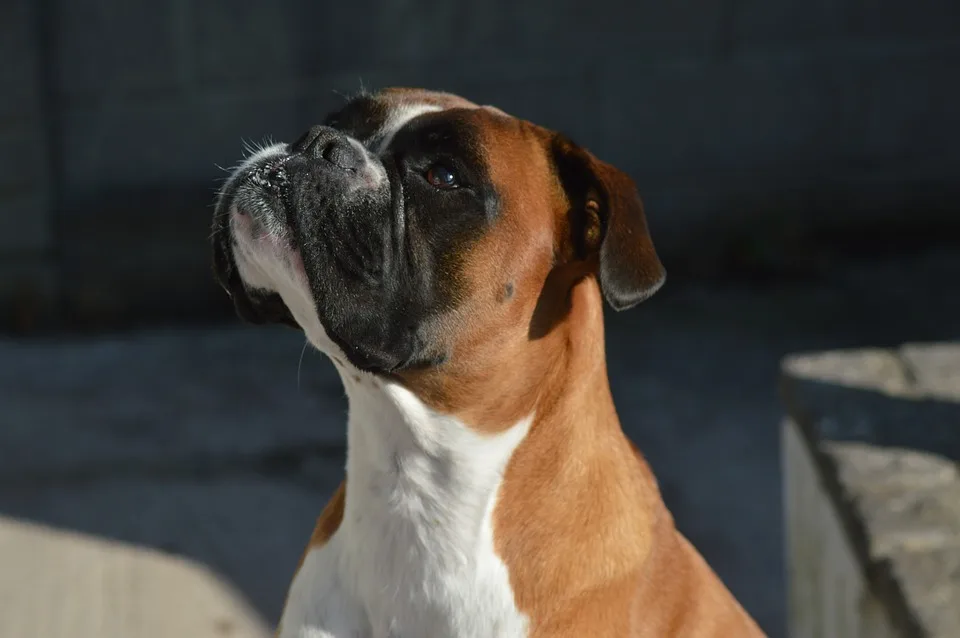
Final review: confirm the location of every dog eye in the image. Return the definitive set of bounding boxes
[425,164,459,190]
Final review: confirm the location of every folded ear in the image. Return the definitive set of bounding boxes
[550,135,666,311]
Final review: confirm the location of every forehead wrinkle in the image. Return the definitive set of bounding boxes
[469,118,558,268]
[371,89,482,152]
[374,102,444,153]
[479,118,553,211]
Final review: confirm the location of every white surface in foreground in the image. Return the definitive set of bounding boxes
[0,516,271,638]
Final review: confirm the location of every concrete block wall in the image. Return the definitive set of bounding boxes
[2,0,959,329]
[0,0,56,330]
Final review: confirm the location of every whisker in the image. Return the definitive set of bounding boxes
[241,138,258,158]
[297,338,310,391]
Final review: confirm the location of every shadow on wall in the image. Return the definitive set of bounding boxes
[53,186,234,330]
[784,369,960,462]
[0,325,347,630]
[1,346,958,635]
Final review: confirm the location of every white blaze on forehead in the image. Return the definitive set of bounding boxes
[376,102,445,153]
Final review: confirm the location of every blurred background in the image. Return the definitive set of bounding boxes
[1,1,959,637]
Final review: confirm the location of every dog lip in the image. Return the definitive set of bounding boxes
[229,157,297,234]
[214,147,288,218]
[241,153,292,200]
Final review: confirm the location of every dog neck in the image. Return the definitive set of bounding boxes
[314,276,651,547]
[338,371,533,522]
[312,353,532,635]
[291,279,661,634]
[326,277,620,515]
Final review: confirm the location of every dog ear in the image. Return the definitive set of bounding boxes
[550,135,665,311]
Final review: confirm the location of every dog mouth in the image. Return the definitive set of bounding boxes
[211,134,426,374]
[247,155,291,195]
[211,146,301,328]
[231,151,295,232]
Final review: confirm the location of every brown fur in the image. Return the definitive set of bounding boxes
[276,482,346,636]
[301,481,345,567]
[293,93,764,636]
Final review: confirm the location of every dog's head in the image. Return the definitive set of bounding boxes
[212,88,664,419]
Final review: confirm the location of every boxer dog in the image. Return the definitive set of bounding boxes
[212,88,764,638]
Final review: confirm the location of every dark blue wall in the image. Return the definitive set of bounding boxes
[2,0,959,327]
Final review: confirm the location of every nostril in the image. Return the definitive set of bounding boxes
[322,141,360,172]
[290,125,363,170]
[320,141,337,163]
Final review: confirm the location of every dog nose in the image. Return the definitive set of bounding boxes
[289,125,364,171]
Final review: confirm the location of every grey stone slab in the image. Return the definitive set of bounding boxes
[0,326,347,480]
[901,343,960,401]
[826,443,960,557]
[780,347,960,459]
[0,472,344,629]
[825,443,960,637]
[782,348,916,396]
[0,517,271,638]
[783,344,960,637]
[885,546,960,638]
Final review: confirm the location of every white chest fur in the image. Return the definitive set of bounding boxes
[279,376,532,638]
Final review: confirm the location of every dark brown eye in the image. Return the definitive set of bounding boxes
[425,164,459,189]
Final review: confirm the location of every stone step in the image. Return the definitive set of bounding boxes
[0,517,270,638]
[781,342,960,638]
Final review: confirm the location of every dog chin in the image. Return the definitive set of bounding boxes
[219,142,377,375]
[229,209,353,370]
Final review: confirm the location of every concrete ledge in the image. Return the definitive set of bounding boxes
[781,343,960,637]
[0,517,270,638]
